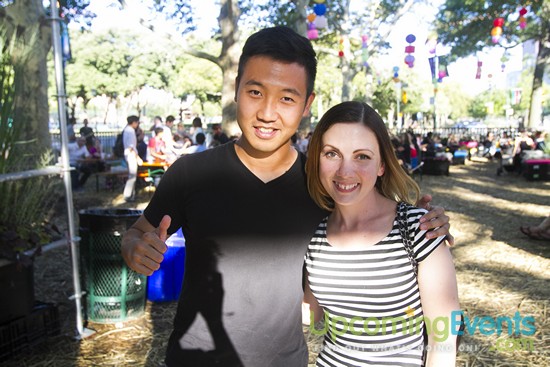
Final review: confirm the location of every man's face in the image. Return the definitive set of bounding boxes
[235,56,314,156]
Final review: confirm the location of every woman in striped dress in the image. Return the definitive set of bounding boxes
[304,101,460,367]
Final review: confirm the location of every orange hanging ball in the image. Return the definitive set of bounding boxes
[491,26,502,36]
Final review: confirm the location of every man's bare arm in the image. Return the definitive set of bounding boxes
[417,194,454,246]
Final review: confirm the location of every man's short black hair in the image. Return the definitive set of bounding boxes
[127,115,139,124]
[236,26,317,98]
[196,132,206,145]
[192,117,202,127]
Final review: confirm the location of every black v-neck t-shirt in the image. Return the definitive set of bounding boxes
[144,142,326,367]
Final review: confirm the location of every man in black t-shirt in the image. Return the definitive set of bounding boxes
[121,27,452,367]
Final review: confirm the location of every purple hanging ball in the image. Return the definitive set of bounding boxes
[404,55,415,64]
[405,34,416,44]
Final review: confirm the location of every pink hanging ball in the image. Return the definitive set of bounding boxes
[307,29,319,40]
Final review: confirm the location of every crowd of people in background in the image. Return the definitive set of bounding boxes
[66,114,244,198]
[388,128,549,176]
[65,112,549,198]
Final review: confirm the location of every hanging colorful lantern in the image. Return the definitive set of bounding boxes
[338,36,345,58]
[519,7,527,29]
[392,66,399,82]
[307,28,319,40]
[491,18,504,44]
[313,3,327,16]
[404,34,416,68]
[307,0,328,39]
[500,51,509,72]
[361,35,368,68]
[314,15,328,29]
[426,35,437,55]
[405,34,416,44]
[475,59,482,79]
[437,56,449,82]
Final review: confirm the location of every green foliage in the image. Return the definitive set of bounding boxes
[0,171,62,264]
[468,97,488,119]
[372,79,396,118]
[170,40,223,116]
[65,28,167,98]
[466,88,508,119]
[438,81,474,120]
[64,27,223,119]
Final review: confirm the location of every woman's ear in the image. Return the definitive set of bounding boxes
[378,162,385,177]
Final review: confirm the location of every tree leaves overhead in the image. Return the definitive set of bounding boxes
[65,28,175,98]
[149,0,196,34]
[64,26,222,117]
[435,0,546,59]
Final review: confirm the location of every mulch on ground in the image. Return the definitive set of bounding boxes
[3,158,549,366]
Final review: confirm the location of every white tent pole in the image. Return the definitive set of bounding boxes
[49,0,93,339]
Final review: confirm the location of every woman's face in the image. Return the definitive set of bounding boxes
[319,122,385,209]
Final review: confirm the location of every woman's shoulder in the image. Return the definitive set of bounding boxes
[399,202,428,218]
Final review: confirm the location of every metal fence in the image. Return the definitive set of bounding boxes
[50,126,524,157]
[51,131,119,156]
[402,127,522,142]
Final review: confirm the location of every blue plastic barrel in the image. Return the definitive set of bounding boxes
[146,228,186,302]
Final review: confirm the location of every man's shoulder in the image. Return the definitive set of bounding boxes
[173,142,234,166]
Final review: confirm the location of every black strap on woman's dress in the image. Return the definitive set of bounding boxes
[397,202,418,276]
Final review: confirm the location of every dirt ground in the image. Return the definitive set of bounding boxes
[3,157,549,367]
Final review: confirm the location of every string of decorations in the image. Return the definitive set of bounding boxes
[491,17,504,44]
[518,7,528,29]
[307,0,328,40]
[361,35,368,68]
[404,34,416,68]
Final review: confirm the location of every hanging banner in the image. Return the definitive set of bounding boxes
[428,57,436,80]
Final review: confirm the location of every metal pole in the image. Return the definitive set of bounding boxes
[396,82,401,130]
[49,0,94,339]
[433,56,439,130]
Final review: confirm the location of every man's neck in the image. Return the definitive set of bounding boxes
[234,140,298,183]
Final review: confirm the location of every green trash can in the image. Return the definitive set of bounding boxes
[79,208,146,323]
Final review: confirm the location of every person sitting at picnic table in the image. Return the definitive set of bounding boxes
[148,127,169,164]
[68,135,92,190]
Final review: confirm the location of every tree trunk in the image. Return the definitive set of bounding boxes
[2,0,51,157]
[528,10,550,129]
[218,0,241,136]
[293,0,308,37]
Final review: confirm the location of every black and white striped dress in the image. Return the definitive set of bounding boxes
[306,204,445,367]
